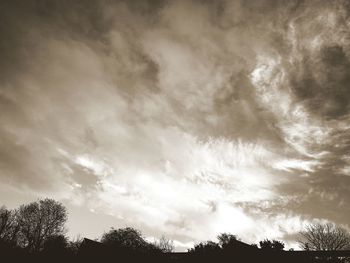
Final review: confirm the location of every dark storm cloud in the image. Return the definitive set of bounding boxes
[289,45,350,119]
[1,0,350,249]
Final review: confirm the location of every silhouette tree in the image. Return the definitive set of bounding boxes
[217,233,239,249]
[188,241,221,254]
[154,236,174,253]
[101,227,152,252]
[259,239,285,251]
[16,198,67,252]
[299,223,350,251]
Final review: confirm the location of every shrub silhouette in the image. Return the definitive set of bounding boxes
[153,236,175,253]
[188,241,221,254]
[42,235,71,257]
[68,235,83,254]
[42,234,68,254]
[101,227,159,254]
[259,239,285,251]
[217,233,239,249]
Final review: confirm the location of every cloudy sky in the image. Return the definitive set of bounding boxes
[1,0,350,250]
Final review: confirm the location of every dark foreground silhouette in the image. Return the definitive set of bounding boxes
[2,237,350,263]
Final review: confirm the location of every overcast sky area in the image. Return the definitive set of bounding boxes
[1,0,350,251]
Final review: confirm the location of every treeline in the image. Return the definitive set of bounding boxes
[1,198,350,261]
[0,198,174,255]
[0,198,284,255]
[188,233,285,254]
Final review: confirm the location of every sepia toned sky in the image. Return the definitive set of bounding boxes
[1,0,350,250]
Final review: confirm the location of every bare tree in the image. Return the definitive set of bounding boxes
[154,236,175,253]
[16,198,67,252]
[68,234,83,254]
[0,206,20,244]
[0,206,13,239]
[299,223,350,251]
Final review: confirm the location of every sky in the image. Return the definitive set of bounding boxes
[1,0,350,251]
